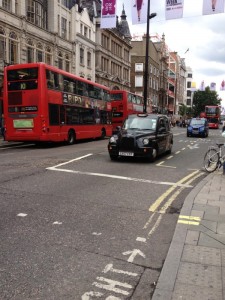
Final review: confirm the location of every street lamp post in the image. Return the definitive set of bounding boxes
[143,0,156,113]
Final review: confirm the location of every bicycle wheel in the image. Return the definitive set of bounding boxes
[203,148,219,172]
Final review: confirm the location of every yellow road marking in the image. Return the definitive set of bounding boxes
[149,170,200,213]
[178,215,201,226]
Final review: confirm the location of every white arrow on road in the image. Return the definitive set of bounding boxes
[123,249,145,263]
[188,144,199,150]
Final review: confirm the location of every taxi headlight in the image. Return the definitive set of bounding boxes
[143,138,149,145]
[109,136,118,143]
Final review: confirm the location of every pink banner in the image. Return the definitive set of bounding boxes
[101,0,117,29]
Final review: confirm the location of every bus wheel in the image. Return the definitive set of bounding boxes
[101,128,106,139]
[67,130,75,145]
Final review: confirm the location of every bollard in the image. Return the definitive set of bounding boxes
[223,161,225,175]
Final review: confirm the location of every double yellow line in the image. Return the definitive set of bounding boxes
[149,170,204,214]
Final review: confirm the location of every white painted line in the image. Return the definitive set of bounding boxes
[92,232,102,236]
[148,214,162,237]
[103,264,138,277]
[49,154,93,168]
[166,156,173,159]
[136,237,147,243]
[175,151,181,154]
[181,147,186,150]
[17,213,27,217]
[53,221,62,225]
[93,277,132,295]
[47,167,192,187]
[123,249,145,263]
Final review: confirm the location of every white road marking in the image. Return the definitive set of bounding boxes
[47,167,192,187]
[92,232,102,236]
[148,214,162,237]
[92,277,132,295]
[103,264,138,277]
[123,249,145,263]
[53,221,62,225]
[136,237,147,243]
[17,213,27,217]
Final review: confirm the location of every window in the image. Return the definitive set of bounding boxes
[65,54,70,72]
[135,63,143,72]
[80,23,83,34]
[2,0,11,11]
[26,39,34,63]
[187,73,192,78]
[27,0,47,29]
[87,51,91,68]
[0,28,6,62]
[9,32,18,64]
[84,26,87,37]
[80,48,84,65]
[45,46,52,65]
[187,81,191,88]
[187,90,192,97]
[61,17,67,39]
[58,52,63,69]
[36,43,43,62]
[135,75,143,87]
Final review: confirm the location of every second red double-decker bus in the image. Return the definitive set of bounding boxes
[205,105,220,129]
[3,63,112,144]
[110,90,151,132]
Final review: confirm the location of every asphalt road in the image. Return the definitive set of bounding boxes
[0,126,224,299]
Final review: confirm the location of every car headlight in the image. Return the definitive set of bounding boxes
[109,136,118,143]
[143,138,149,145]
[199,126,204,132]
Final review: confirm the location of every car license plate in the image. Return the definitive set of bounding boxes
[119,151,134,156]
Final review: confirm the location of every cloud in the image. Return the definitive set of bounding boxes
[116,0,225,105]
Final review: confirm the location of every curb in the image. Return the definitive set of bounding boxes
[152,174,212,300]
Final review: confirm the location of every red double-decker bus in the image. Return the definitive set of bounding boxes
[110,90,151,132]
[3,63,112,144]
[205,105,220,129]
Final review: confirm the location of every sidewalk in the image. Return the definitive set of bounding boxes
[152,170,225,300]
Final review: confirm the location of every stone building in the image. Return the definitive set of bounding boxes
[0,0,133,115]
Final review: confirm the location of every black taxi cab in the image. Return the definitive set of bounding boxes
[108,113,173,162]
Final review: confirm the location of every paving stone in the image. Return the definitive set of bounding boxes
[190,209,204,218]
[199,232,225,249]
[185,230,199,245]
[193,203,219,215]
[204,212,225,222]
[176,262,222,289]
[201,219,217,233]
[194,197,207,205]
[217,223,225,234]
[172,282,223,300]
[181,245,221,266]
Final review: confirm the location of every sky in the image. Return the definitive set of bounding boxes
[116,0,225,108]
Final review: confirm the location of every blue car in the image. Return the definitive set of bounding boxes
[187,118,209,137]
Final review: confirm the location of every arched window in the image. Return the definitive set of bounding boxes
[36,43,43,62]
[9,32,18,64]
[0,28,6,62]
[45,46,52,65]
[26,39,34,63]
[65,54,70,72]
[58,51,63,70]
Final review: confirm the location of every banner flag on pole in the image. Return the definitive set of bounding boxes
[203,0,224,15]
[165,0,184,20]
[100,0,117,29]
[220,80,225,91]
[132,0,147,24]
[199,80,205,91]
[190,82,197,91]
[210,82,216,91]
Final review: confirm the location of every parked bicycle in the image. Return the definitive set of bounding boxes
[203,143,225,173]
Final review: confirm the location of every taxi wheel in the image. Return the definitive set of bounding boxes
[149,148,157,162]
[110,154,118,161]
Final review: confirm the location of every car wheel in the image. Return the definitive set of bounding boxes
[67,130,76,145]
[149,147,157,162]
[110,154,118,161]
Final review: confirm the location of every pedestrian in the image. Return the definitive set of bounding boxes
[133,0,143,22]
[212,0,217,11]
[222,121,225,133]
[1,114,5,140]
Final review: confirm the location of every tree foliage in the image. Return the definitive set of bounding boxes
[192,86,221,117]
